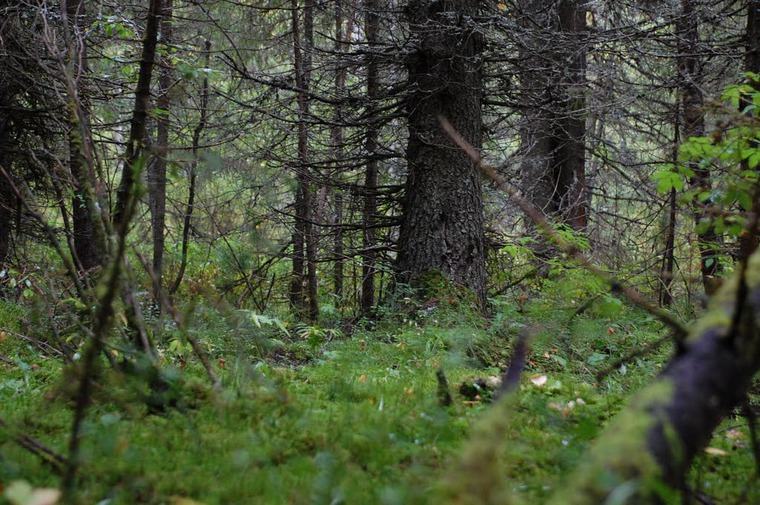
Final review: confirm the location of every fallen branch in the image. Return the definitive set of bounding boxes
[0,417,67,473]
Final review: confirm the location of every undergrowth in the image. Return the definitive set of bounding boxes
[0,275,757,504]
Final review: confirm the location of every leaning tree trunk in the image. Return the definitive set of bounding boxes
[113,0,161,228]
[396,0,487,304]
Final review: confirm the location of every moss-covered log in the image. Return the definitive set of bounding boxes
[545,252,760,503]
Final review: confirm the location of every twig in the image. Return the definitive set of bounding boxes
[595,334,673,382]
[439,117,688,341]
[0,328,66,358]
[134,250,222,392]
[0,417,67,473]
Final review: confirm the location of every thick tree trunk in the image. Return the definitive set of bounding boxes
[517,0,588,252]
[396,0,487,304]
[546,252,760,503]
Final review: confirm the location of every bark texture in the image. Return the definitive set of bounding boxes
[397,0,487,303]
[518,0,588,243]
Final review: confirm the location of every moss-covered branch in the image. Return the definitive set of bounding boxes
[545,251,760,503]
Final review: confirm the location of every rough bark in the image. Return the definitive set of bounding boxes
[517,0,588,248]
[396,0,487,304]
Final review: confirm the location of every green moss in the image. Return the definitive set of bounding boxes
[547,380,675,504]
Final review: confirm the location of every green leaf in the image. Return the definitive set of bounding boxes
[737,191,752,211]
[748,151,760,169]
[587,353,607,366]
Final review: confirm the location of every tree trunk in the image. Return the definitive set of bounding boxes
[0,164,12,267]
[517,0,588,253]
[113,0,161,229]
[740,0,760,258]
[678,0,722,294]
[62,0,107,272]
[289,0,319,322]
[361,0,380,314]
[169,41,210,297]
[330,0,353,307]
[659,186,677,306]
[149,0,172,304]
[396,0,487,304]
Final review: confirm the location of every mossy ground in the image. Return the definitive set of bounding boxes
[0,286,758,504]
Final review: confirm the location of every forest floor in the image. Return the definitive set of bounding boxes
[1,284,758,504]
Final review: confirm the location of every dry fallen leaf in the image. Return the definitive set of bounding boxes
[358,374,368,383]
[704,447,728,456]
[529,374,548,386]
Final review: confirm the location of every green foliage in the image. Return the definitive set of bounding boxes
[653,73,760,240]
[1,277,757,504]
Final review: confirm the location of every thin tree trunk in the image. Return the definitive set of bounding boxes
[0,165,13,267]
[62,0,107,272]
[678,0,722,294]
[169,41,210,296]
[290,0,318,321]
[361,0,379,314]
[149,0,172,306]
[659,186,677,306]
[331,0,353,306]
[113,0,161,229]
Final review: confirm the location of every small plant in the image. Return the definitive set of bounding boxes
[294,324,344,350]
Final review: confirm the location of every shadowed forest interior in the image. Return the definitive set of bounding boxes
[2,0,760,503]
